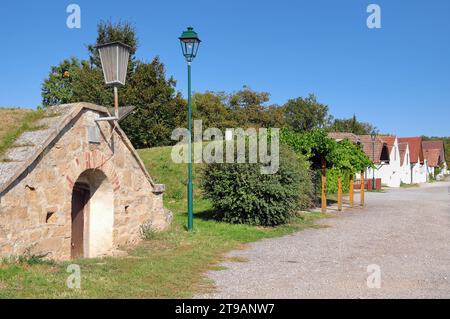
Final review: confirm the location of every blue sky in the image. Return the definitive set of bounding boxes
[0,0,448,136]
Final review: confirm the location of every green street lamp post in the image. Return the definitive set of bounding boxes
[371,130,377,191]
[179,27,201,232]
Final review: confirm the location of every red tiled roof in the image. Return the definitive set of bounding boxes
[398,142,409,166]
[423,140,444,150]
[398,137,424,164]
[380,136,396,154]
[423,140,445,164]
[358,135,388,164]
[424,149,441,167]
[328,132,360,143]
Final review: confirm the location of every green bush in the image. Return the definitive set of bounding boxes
[326,168,351,195]
[201,146,313,226]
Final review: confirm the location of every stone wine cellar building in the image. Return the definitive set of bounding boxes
[0,103,171,260]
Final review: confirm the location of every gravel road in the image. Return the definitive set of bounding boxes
[197,181,450,299]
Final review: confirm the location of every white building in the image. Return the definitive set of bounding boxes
[358,135,400,188]
[398,137,427,184]
[398,142,411,184]
[423,140,448,180]
[376,136,401,187]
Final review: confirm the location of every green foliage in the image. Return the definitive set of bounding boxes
[281,128,371,175]
[87,20,138,69]
[1,249,52,266]
[228,86,284,128]
[121,59,187,148]
[41,58,83,107]
[139,221,158,240]
[434,165,442,177]
[201,146,312,226]
[41,20,186,148]
[193,87,286,131]
[326,169,351,194]
[283,94,332,133]
[329,139,372,173]
[422,135,450,167]
[280,128,336,168]
[0,109,46,157]
[330,114,376,135]
[192,92,231,130]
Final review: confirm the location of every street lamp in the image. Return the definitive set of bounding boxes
[97,41,131,121]
[371,130,377,190]
[179,27,201,232]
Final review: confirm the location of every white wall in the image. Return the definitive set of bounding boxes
[411,158,428,184]
[400,146,411,184]
[371,139,401,188]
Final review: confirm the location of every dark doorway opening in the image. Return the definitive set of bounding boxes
[71,183,90,259]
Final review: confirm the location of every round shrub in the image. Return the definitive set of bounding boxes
[201,146,313,226]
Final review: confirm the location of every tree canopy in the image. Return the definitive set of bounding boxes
[281,128,372,173]
[330,114,376,135]
[283,94,332,133]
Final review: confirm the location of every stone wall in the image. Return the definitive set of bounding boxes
[0,108,171,260]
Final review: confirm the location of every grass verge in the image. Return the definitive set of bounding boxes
[0,109,45,157]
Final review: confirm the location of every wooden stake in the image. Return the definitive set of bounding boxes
[338,175,342,211]
[321,159,327,213]
[349,174,354,208]
[360,170,365,207]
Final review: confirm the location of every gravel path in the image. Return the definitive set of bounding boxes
[197,181,450,299]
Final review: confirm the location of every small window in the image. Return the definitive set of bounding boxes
[46,211,58,224]
[88,126,101,144]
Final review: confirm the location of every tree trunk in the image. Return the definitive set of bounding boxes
[338,175,342,211]
[360,170,365,207]
[349,174,354,208]
[321,159,327,213]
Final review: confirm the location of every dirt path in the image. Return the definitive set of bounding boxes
[197,181,450,299]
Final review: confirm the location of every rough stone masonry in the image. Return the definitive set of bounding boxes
[0,103,171,260]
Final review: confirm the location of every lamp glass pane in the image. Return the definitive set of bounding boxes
[99,45,118,85]
[98,43,130,86]
[180,39,200,61]
[117,45,130,85]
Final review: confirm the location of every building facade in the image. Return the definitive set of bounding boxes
[0,103,171,260]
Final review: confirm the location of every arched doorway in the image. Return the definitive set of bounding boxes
[71,169,114,259]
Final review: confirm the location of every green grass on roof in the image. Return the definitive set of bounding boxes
[0,108,45,157]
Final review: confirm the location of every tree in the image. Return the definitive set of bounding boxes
[121,59,186,148]
[224,86,285,128]
[87,20,138,69]
[192,91,231,130]
[280,128,336,167]
[330,114,376,135]
[283,94,332,133]
[41,58,83,107]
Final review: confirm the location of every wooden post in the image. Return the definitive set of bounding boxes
[321,158,327,213]
[349,174,354,208]
[360,170,365,207]
[338,175,342,211]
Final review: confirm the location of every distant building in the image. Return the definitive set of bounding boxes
[398,142,411,184]
[422,140,448,180]
[398,137,427,184]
